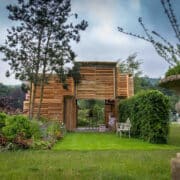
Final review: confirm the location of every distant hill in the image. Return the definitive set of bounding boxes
[143,77,160,86]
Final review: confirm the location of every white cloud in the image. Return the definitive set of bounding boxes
[130,0,141,11]
[0,0,171,85]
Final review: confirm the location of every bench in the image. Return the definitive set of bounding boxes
[116,120,131,138]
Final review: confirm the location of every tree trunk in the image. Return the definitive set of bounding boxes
[37,30,51,120]
[29,81,33,119]
[30,28,44,119]
[37,68,46,120]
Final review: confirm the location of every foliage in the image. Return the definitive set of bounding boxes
[30,139,51,150]
[30,120,42,140]
[0,114,65,150]
[77,109,89,127]
[118,0,180,66]
[165,64,180,77]
[118,53,142,76]
[0,83,25,111]
[0,113,7,132]
[68,62,82,84]
[47,122,61,140]
[77,100,104,127]
[2,115,32,140]
[0,0,88,119]
[118,53,144,94]
[119,90,170,143]
[132,76,179,115]
[92,104,104,124]
[0,83,10,96]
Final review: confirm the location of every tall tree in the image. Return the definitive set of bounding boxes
[118,53,142,76]
[0,0,88,119]
[118,53,143,94]
[118,0,180,66]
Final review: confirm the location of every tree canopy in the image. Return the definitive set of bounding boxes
[0,0,88,118]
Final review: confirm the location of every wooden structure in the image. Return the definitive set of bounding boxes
[23,61,134,130]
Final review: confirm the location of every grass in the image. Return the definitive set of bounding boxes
[168,123,180,146]
[53,132,178,150]
[0,150,178,180]
[0,124,180,180]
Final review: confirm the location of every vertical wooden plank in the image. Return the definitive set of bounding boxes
[64,96,76,131]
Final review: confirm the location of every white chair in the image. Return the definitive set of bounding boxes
[116,119,131,138]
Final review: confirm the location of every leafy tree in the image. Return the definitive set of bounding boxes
[0,0,88,119]
[0,83,25,111]
[119,53,142,76]
[118,53,143,94]
[0,83,10,96]
[118,0,180,66]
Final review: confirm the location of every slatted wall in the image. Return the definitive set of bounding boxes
[76,66,115,99]
[116,69,134,97]
[23,76,74,122]
[23,62,134,131]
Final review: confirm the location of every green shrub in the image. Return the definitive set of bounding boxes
[0,113,7,133]
[47,122,61,140]
[30,139,51,150]
[0,113,65,150]
[30,120,42,140]
[165,64,180,77]
[119,90,170,144]
[2,115,32,140]
[78,109,89,127]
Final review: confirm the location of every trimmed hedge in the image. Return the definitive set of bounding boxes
[119,90,170,144]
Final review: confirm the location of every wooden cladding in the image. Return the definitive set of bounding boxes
[116,71,134,97]
[23,61,134,130]
[76,67,115,99]
[23,76,74,122]
[64,97,76,131]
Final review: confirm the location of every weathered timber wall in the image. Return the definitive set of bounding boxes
[116,69,134,98]
[64,96,77,130]
[24,76,74,122]
[76,66,115,99]
[23,62,134,130]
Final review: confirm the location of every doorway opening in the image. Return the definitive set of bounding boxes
[77,99,105,128]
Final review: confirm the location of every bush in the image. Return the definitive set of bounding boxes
[47,122,61,140]
[30,120,42,140]
[119,90,170,144]
[78,109,89,127]
[0,112,7,133]
[165,64,180,77]
[0,113,65,150]
[2,115,32,140]
[30,139,51,150]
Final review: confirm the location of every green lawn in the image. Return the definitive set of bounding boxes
[168,123,180,146]
[0,124,180,180]
[53,132,178,150]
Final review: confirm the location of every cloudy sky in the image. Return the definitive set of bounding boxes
[0,0,179,85]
